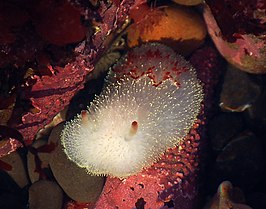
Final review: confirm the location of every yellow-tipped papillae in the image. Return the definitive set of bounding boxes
[61,43,203,178]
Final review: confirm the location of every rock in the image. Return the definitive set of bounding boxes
[127,5,207,56]
[35,107,67,140]
[220,64,261,112]
[208,113,245,151]
[213,132,264,189]
[27,139,50,183]
[64,201,95,209]
[203,3,266,73]
[246,89,266,127]
[0,170,27,209]
[48,123,105,203]
[204,181,252,209]
[0,151,29,188]
[172,0,203,6]
[247,192,266,209]
[28,180,63,209]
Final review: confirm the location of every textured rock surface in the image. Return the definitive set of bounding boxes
[49,123,105,203]
[173,0,203,6]
[2,1,266,208]
[0,151,29,188]
[203,1,266,73]
[28,180,63,209]
[127,5,207,56]
[93,46,224,209]
[204,181,252,209]
[220,64,261,112]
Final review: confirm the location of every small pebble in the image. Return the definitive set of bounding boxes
[28,180,63,209]
[48,123,105,202]
[204,181,252,209]
[1,151,29,188]
[246,88,266,134]
[127,5,207,56]
[220,64,261,112]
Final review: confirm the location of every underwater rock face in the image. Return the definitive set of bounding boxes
[203,1,266,73]
[61,43,203,178]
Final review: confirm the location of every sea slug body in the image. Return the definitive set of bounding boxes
[61,43,203,178]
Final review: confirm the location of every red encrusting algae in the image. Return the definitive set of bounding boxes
[92,46,223,209]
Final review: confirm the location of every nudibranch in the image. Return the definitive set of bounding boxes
[61,43,203,178]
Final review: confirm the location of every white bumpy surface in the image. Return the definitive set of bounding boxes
[61,43,203,178]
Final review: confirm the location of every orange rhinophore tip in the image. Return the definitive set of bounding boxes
[129,121,138,136]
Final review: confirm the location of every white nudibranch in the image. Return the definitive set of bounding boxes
[61,43,204,178]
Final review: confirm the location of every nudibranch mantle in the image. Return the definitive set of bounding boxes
[61,43,203,178]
